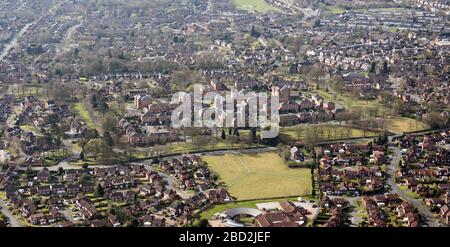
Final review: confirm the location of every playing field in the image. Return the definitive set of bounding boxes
[203,152,312,200]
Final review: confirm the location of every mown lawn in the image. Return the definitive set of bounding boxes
[386,117,430,133]
[234,0,280,13]
[73,102,96,128]
[313,89,389,116]
[203,154,248,185]
[399,186,421,199]
[168,139,262,154]
[203,152,312,200]
[320,4,346,14]
[20,124,43,136]
[280,124,379,142]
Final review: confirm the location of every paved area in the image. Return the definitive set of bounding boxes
[0,199,22,227]
[386,138,438,227]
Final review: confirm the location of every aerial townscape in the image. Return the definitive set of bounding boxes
[0,0,449,228]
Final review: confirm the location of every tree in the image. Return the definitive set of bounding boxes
[97,101,109,116]
[95,184,104,197]
[79,150,85,161]
[250,128,257,143]
[49,84,72,103]
[226,135,239,148]
[103,131,114,149]
[84,139,109,161]
[221,129,226,140]
[57,167,64,176]
[313,18,320,28]
[191,218,209,227]
[250,25,260,38]
[25,166,34,176]
[82,163,89,170]
[79,173,89,183]
[91,94,98,108]
[369,62,377,75]
[424,111,447,129]
[102,114,117,133]
[382,60,389,75]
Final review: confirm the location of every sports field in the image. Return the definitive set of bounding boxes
[203,152,311,200]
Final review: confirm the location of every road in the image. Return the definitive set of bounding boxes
[142,164,190,199]
[0,199,22,227]
[0,22,33,61]
[386,137,439,227]
[135,147,277,199]
[325,133,442,227]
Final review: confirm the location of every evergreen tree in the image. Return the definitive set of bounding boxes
[382,60,389,75]
[79,150,85,160]
[250,25,260,38]
[95,184,104,197]
[57,167,64,176]
[221,129,226,140]
[91,94,98,108]
[103,131,114,148]
[369,62,377,75]
[98,100,109,116]
[250,128,257,143]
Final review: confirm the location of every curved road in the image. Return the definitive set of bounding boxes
[0,199,22,227]
[386,136,438,227]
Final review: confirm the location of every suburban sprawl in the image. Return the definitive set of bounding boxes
[0,0,449,227]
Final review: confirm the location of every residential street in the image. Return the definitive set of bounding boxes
[0,199,22,227]
[18,131,444,227]
[386,136,439,227]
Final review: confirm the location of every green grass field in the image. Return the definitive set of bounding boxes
[280,124,379,142]
[168,140,262,154]
[322,5,346,14]
[313,89,390,116]
[399,186,421,200]
[73,102,96,128]
[386,117,430,133]
[20,125,44,136]
[234,0,280,13]
[203,152,312,200]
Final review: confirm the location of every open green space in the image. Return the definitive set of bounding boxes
[168,139,262,154]
[399,185,422,200]
[203,152,312,200]
[234,0,280,13]
[385,117,430,133]
[319,3,346,14]
[280,124,379,142]
[313,89,389,116]
[73,102,96,128]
